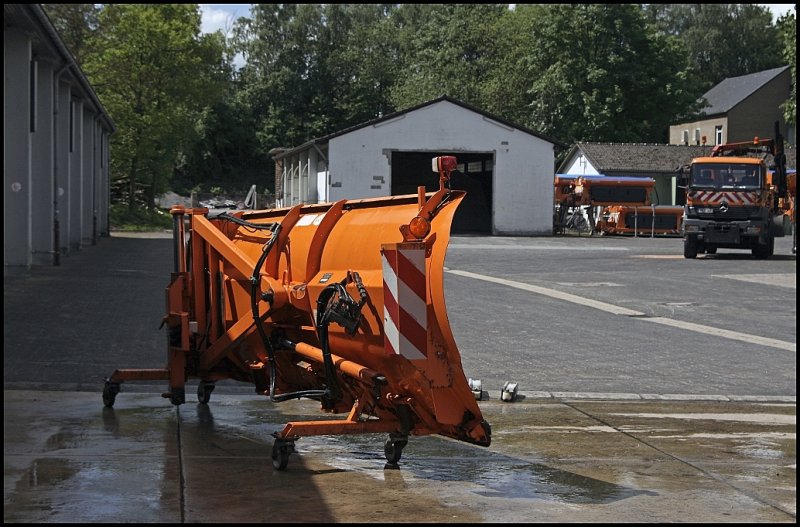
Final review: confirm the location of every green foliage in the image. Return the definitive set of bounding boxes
[82,4,230,210]
[109,203,172,232]
[42,4,100,64]
[777,9,797,126]
[496,4,702,145]
[643,4,784,89]
[387,4,508,108]
[45,2,798,210]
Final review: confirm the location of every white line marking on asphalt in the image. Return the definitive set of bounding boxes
[640,317,795,352]
[446,269,796,353]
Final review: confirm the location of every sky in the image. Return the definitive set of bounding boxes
[200,4,251,36]
[199,4,797,35]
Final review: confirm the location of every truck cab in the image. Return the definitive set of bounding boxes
[681,129,790,259]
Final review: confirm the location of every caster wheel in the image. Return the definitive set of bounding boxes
[384,437,407,464]
[197,381,215,404]
[169,387,186,406]
[103,382,120,408]
[272,440,294,471]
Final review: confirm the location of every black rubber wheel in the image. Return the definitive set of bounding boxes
[197,381,215,404]
[102,382,120,408]
[683,236,698,259]
[272,440,293,471]
[705,246,717,255]
[384,438,407,464]
[752,236,773,259]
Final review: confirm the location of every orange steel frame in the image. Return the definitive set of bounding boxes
[104,161,491,465]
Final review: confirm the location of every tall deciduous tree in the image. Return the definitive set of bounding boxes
[82,4,229,209]
[777,9,796,129]
[387,3,508,108]
[42,4,100,64]
[498,4,702,146]
[643,4,784,90]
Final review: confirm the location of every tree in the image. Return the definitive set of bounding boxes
[387,4,509,109]
[500,4,703,146]
[231,3,403,167]
[644,4,784,90]
[82,4,229,209]
[41,4,100,64]
[777,9,796,130]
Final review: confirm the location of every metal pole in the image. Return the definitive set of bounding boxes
[651,204,655,238]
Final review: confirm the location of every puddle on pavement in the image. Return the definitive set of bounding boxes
[195,400,655,505]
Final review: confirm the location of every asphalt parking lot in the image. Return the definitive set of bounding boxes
[4,230,796,522]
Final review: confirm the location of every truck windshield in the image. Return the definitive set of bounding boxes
[691,163,761,190]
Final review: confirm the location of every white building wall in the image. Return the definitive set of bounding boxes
[4,28,33,268]
[561,154,600,175]
[327,100,555,235]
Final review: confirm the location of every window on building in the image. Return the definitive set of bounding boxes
[682,130,689,145]
[694,128,701,145]
[715,125,723,145]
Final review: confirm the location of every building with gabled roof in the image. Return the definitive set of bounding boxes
[669,65,793,147]
[271,96,565,235]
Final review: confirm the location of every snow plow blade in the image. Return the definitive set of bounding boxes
[103,156,491,469]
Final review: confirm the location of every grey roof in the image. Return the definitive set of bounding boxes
[272,96,565,160]
[560,142,796,174]
[560,143,714,174]
[698,66,790,116]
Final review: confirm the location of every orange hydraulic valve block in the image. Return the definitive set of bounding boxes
[102,156,491,470]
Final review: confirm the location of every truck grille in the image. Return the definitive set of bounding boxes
[696,206,757,221]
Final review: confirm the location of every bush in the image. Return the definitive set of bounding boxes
[110,203,173,231]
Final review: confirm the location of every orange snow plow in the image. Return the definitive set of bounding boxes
[102,156,491,470]
[597,205,684,236]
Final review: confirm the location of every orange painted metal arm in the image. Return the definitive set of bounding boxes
[192,214,258,280]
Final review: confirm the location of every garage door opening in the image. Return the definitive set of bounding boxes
[391,151,493,234]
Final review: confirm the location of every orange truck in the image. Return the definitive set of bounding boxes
[102,156,491,471]
[680,123,792,258]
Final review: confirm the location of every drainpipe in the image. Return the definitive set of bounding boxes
[52,61,73,266]
[92,114,101,245]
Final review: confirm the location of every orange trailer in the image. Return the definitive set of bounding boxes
[102,157,491,470]
[597,205,684,236]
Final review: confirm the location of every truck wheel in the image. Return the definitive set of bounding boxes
[752,236,773,259]
[705,245,717,255]
[683,236,698,259]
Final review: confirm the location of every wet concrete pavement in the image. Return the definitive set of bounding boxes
[4,231,796,522]
[4,390,795,522]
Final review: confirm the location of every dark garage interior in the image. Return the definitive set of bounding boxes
[391,151,494,233]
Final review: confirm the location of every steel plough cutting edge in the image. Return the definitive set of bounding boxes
[103,156,491,470]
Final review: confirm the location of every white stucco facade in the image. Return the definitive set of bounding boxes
[559,153,601,176]
[323,99,557,235]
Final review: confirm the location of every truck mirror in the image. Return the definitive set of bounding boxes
[676,165,688,186]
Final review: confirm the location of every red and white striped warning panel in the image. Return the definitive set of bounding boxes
[689,191,759,205]
[382,243,428,360]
